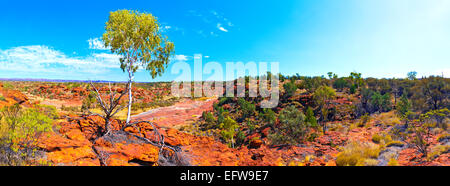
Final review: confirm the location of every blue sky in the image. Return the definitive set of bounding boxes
[0,0,449,82]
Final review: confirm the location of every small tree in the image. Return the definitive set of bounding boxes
[313,85,336,134]
[407,71,417,80]
[396,93,411,118]
[219,117,239,148]
[103,10,175,125]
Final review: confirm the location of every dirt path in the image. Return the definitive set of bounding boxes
[131,98,217,128]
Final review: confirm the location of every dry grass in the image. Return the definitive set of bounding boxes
[336,141,382,166]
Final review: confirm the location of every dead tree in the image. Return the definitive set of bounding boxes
[87,82,189,166]
[88,81,129,136]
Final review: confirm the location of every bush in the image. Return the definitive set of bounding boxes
[237,98,255,119]
[283,81,297,98]
[396,94,411,118]
[269,106,309,145]
[0,104,53,165]
[219,117,239,148]
[262,108,276,126]
[305,107,318,128]
[202,111,216,129]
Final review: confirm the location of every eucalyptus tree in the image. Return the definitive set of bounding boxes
[103,10,175,125]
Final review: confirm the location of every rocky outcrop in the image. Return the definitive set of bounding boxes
[38,115,179,166]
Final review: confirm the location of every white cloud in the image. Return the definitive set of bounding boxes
[217,23,228,32]
[88,38,110,50]
[0,45,120,75]
[188,10,233,36]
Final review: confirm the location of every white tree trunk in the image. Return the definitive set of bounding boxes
[126,72,134,125]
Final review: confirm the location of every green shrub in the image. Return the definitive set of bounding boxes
[0,104,53,165]
[237,98,255,119]
[283,81,297,98]
[219,117,239,148]
[262,108,276,126]
[269,106,309,145]
[305,107,318,128]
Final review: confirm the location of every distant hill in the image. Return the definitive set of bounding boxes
[0,78,128,83]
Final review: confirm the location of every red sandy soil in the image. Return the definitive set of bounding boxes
[131,98,217,128]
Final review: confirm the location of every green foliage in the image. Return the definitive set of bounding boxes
[219,117,239,148]
[313,86,336,109]
[407,71,417,80]
[269,106,309,145]
[370,92,392,112]
[103,9,175,124]
[313,85,336,133]
[411,76,449,112]
[0,104,53,165]
[396,93,411,118]
[333,77,350,91]
[103,9,175,78]
[419,108,449,130]
[305,107,318,127]
[202,111,216,129]
[349,72,364,88]
[301,76,325,93]
[237,98,255,119]
[283,81,297,98]
[0,95,5,102]
[262,108,276,126]
[350,84,357,94]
